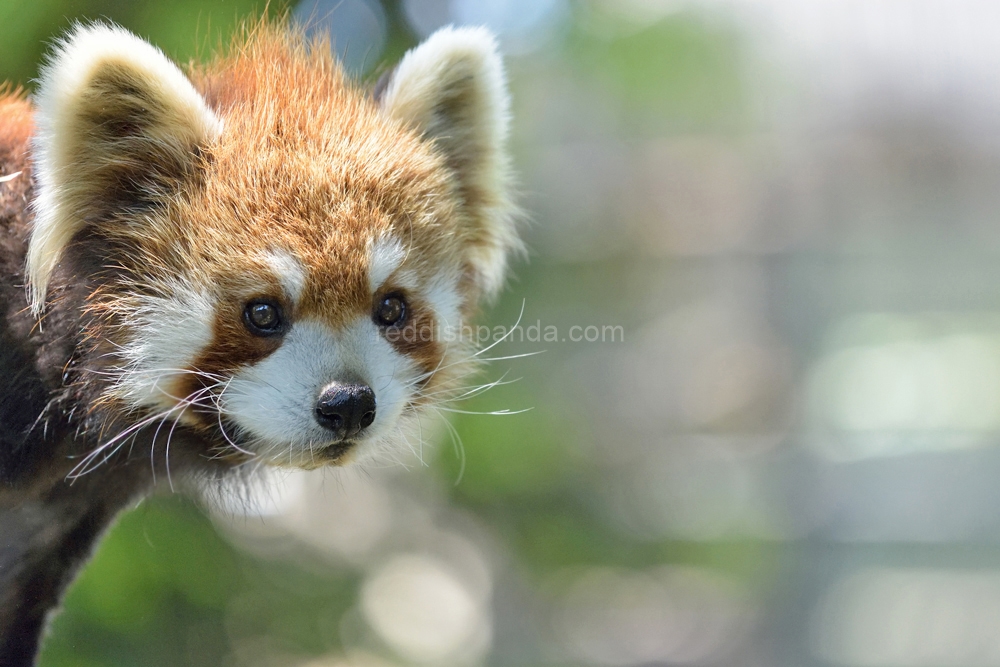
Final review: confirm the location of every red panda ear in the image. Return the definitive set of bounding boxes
[28,23,222,315]
[379,26,520,300]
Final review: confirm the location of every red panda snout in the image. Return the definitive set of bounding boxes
[315,382,377,439]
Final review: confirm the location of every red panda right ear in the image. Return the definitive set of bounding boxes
[379,26,520,301]
[28,23,222,315]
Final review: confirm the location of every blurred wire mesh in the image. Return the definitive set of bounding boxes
[4,0,1000,665]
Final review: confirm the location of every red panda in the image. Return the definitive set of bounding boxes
[0,21,518,664]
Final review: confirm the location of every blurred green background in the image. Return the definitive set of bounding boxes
[6,1,1000,666]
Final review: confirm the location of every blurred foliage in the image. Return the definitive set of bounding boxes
[566,9,748,132]
[40,497,358,666]
[0,0,290,87]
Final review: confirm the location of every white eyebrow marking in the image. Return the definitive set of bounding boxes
[265,249,307,303]
[425,271,462,330]
[368,236,406,292]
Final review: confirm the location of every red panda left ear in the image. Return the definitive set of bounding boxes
[28,23,222,315]
[379,26,520,300]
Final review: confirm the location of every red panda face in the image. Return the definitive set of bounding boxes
[28,23,518,469]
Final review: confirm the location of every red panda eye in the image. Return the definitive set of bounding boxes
[243,300,284,336]
[375,294,406,327]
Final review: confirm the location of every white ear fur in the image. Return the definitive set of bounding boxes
[28,23,222,315]
[380,26,519,299]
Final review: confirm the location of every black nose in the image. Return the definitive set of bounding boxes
[315,383,376,439]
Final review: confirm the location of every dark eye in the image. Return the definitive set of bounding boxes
[243,299,284,336]
[375,294,407,327]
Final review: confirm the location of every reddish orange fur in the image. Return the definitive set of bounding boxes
[0,90,35,327]
[121,25,470,417]
[0,90,33,152]
[189,24,470,309]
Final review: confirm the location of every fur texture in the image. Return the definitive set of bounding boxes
[0,21,517,665]
[28,24,224,313]
[380,26,519,299]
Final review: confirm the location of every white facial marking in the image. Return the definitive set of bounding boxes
[392,269,420,291]
[222,318,415,464]
[425,271,463,333]
[116,282,215,412]
[264,249,307,304]
[369,237,406,292]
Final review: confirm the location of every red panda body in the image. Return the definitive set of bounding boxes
[0,23,517,664]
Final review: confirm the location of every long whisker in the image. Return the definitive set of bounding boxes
[433,407,466,486]
[416,416,426,466]
[400,301,537,390]
[412,371,521,403]
[401,347,542,395]
[69,406,177,479]
[432,406,533,416]
[211,377,256,459]
[67,383,221,480]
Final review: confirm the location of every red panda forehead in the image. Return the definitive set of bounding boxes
[191,37,458,229]
[296,239,373,327]
[174,165,452,281]
[184,107,456,254]
[176,157,460,312]
[199,51,445,185]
